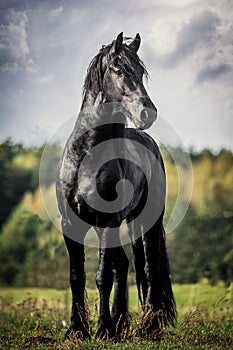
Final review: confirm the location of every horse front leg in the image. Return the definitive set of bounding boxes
[111,245,129,338]
[95,227,118,340]
[62,219,90,340]
[140,224,161,337]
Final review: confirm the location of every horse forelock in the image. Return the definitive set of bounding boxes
[82,37,149,100]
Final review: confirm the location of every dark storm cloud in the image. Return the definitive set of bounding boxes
[0,0,22,10]
[196,63,232,83]
[165,10,220,66]
[153,8,233,85]
[0,0,64,11]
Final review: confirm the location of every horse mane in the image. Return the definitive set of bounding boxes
[82,37,149,100]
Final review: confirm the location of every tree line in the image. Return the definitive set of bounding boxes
[0,139,232,288]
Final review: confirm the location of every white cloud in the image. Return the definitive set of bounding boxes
[8,17,29,59]
[23,121,52,147]
[35,73,54,85]
[0,10,28,57]
[49,6,64,20]
[1,62,20,72]
[224,98,233,121]
[0,9,37,73]
[143,9,192,59]
[156,0,200,6]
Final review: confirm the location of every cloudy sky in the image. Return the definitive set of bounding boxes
[0,0,232,151]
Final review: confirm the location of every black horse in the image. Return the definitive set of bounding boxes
[56,32,176,340]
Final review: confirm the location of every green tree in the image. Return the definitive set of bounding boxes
[0,140,43,230]
[0,206,40,285]
[168,207,233,285]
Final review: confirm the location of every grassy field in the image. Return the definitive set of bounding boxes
[0,281,232,349]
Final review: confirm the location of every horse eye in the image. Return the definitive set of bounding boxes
[115,69,123,76]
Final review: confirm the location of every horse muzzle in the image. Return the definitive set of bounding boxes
[138,107,157,129]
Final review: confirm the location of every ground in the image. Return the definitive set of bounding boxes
[0,281,232,349]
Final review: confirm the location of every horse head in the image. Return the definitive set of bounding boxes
[101,32,157,129]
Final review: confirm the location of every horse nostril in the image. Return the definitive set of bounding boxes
[140,109,149,122]
[140,108,157,122]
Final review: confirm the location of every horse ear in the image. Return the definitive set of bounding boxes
[129,33,141,52]
[114,32,123,54]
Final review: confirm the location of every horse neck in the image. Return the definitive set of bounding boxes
[81,90,96,110]
[78,90,126,140]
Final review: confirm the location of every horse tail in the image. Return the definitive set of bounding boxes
[131,219,176,327]
[151,150,176,327]
[134,224,177,328]
[155,222,177,327]
[132,236,147,306]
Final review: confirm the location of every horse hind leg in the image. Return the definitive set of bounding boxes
[62,218,90,340]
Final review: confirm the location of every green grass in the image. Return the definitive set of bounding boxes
[0,281,233,349]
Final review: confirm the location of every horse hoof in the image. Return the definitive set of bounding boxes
[95,326,115,341]
[112,314,130,339]
[136,326,163,341]
[65,326,90,341]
